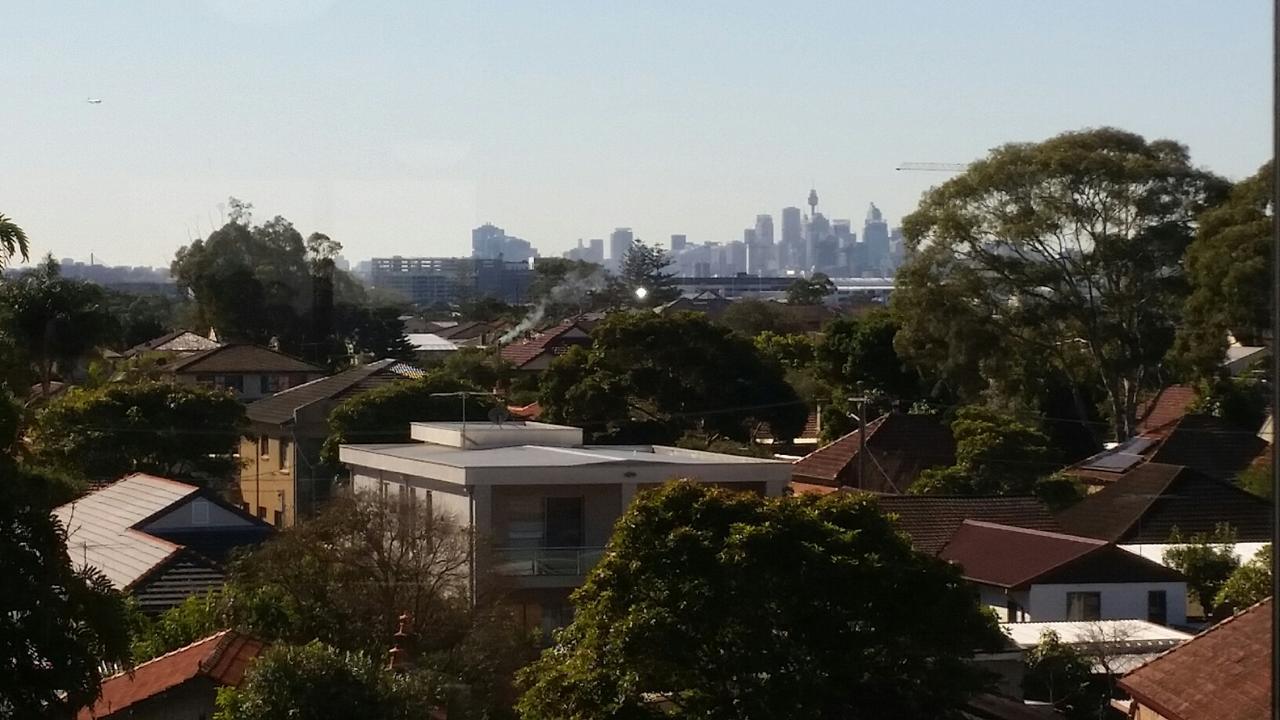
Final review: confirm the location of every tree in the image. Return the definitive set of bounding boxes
[102,290,187,350]
[717,298,801,337]
[910,406,1067,502]
[1215,544,1272,612]
[1236,459,1273,500]
[0,463,132,717]
[815,308,921,403]
[517,481,1002,720]
[1175,162,1272,377]
[434,347,516,393]
[1021,630,1098,720]
[539,313,807,444]
[752,331,814,370]
[27,382,247,486]
[335,304,416,362]
[784,272,835,305]
[0,256,115,395]
[893,128,1228,441]
[215,641,441,720]
[528,258,612,317]
[619,238,678,305]
[1163,524,1240,615]
[0,212,30,268]
[321,374,497,467]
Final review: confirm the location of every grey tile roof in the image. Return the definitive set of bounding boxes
[54,474,199,590]
[166,343,324,374]
[245,359,420,426]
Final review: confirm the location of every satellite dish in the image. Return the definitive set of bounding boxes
[487,407,510,426]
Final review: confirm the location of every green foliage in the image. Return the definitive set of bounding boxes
[320,374,497,466]
[1163,524,1241,614]
[102,290,188,350]
[911,406,1060,497]
[1236,460,1272,500]
[336,304,416,362]
[0,212,30,268]
[816,308,920,403]
[1214,545,1272,612]
[528,258,613,317]
[752,331,814,370]
[1174,162,1272,377]
[517,481,1002,720]
[435,347,516,392]
[1193,376,1269,431]
[619,238,678,305]
[0,464,132,717]
[0,256,115,392]
[457,296,517,323]
[28,381,247,486]
[717,298,805,337]
[893,128,1229,441]
[784,272,835,305]
[539,312,807,444]
[215,641,442,720]
[1021,630,1099,719]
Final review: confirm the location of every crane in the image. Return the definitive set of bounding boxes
[895,162,966,172]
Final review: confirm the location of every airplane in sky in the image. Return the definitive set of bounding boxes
[86,97,102,104]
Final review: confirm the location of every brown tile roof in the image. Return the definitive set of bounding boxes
[167,343,325,375]
[939,521,1183,589]
[1118,598,1273,720]
[79,630,266,719]
[434,320,495,341]
[874,495,1060,555]
[1136,385,1198,437]
[499,321,590,368]
[1065,413,1268,486]
[245,359,420,426]
[1055,463,1273,544]
[790,413,955,492]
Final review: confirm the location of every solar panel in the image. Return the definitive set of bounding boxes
[1077,435,1157,472]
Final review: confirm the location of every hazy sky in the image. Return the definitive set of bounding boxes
[2,1,1270,267]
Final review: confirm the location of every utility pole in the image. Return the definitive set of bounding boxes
[430,390,490,448]
[848,396,869,487]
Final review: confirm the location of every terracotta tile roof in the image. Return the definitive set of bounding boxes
[939,521,1182,589]
[789,480,842,496]
[1065,413,1268,486]
[1136,385,1198,437]
[167,343,324,375]
[1118,598,1273,720]
[499,321,590,368]
[874,495,1060,555]
[79,630,266,719]
[1056,463,1274,543]
[507,401,543,420]
[246,359,420,426]
[790,413,955,492]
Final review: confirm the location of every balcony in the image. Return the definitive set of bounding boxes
[491,546,605,577]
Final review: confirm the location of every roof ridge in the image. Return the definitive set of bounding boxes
[99,629,232,682]
[1122,597,1273,680]
[958,519,1107,545]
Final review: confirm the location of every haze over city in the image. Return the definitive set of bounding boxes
[2,0,1270,266]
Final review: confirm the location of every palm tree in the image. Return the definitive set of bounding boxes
[0,213,30,268]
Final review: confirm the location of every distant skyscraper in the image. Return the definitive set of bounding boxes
[743,228,757,245]
[781,207,802,268]
[754,215,774,245]
[472,223,536,263]
[608,228,634,266]
[670,234,687,252]
[587,238,605,263]
[862,203,890,275]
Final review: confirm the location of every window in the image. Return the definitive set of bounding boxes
[257,506,267,520]
[195,373,214,386]
[279,437,291,470]
[1148,590,1168,625]
[260,375,271,394]
[219,374,244,392]
[1006,599,1022,623]
[258,435,269,458]
[264,374,290,393]
[544,497,585,547]
[191,499,209,525]
[1065,592,1101,621]
[273,510,284,528]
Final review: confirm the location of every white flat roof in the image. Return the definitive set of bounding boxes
[1001,620,1192,648]
[342,442,787,469]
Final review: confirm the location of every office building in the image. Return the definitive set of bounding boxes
[608,228,634,268]
[863,204,890,275]
[754,214,774,246]
[670,234,688,252]
[781,206,802,268]
[473,223,537,264]
[370,256,533,307]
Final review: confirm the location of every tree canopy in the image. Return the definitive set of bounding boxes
[619,238,678,305]
[1163,524,1240,615]
[1175,161,1272,377]
[893,128,1228,441]
[784,272,835,305]
[27,381,247,486]
[0,212,30,268]
[815,308,921,405]
[1214,544,1272,612]
[538,312,807,444]
[517,481,1002,720]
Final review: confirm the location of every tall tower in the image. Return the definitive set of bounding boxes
[807,188,819,218]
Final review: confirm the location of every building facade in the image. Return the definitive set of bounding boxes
[370,256,534,307]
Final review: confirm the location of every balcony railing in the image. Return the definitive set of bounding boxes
[491,546,605,577]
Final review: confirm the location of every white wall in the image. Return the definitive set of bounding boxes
[1027,582,1186,625]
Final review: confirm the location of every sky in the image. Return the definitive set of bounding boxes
[1,1,1271,267]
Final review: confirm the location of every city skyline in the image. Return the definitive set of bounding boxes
[3,1,1269,266]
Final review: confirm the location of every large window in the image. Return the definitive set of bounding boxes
[1148,590,1168,625]
[279,437,291,470]
[544,497,584,547]
[1065,592,1101,621]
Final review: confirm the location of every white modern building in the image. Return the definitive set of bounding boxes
[339,421,791,633]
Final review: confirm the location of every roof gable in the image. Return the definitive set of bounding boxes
[245,360,418,426]
[1055,463,1273,543]
[167,343,324,375]
[939,521,1107,588]
[499,322,591,368]
[875,495,1059,555]
[791,413,955,492]
[125,330,222,357]
[1118,599,1273,720]
[78,630,266,719]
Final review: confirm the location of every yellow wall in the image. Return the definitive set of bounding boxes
[238,435,296,527]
